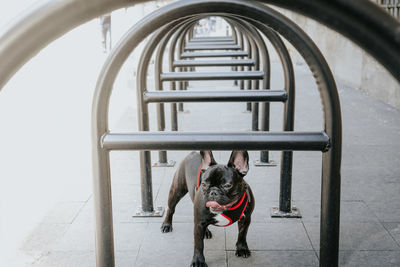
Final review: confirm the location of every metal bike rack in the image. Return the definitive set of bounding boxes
[159,17,299,217]
[92,3,340,264]
[170,19,278,166]
[1,0,398,267]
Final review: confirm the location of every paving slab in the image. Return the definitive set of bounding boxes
[22,223,70,252]
[41,201,86,224]
[227,251,319,267]
[297,200,380,223]
[225,222,313,251]
[339,251,400,267]
[383,223,400,246]
[304,222,400,251]
[365,201,400,223]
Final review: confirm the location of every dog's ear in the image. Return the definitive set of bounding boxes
[227,150,249,176]
[200,150,217,170]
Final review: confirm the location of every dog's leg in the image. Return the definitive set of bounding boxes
[161,169,188,233]
[191,221,208,267]
[204,227,212,239]
[235,215,251,258]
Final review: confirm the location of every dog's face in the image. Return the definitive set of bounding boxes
[199,151,249,214]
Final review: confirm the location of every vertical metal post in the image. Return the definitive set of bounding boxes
[320,148,341,266]
[177,27,190,113]
[229,23,239,86]
[92,147,115,267]
[251,23,298,216]
[135,23,186,215]
[136,37,155,215]
[168,24,193,131]
[239,22,274,167]
[250,40,259,131]
[246,36,253,113]
[156,37,168,165]
[153,31,176,167]
[258,32,273,165]
[243,34,252,111]
[238,30,245,91]
[278,36,296,214]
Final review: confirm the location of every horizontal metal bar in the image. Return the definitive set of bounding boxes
[102,131,330,152]
[184,45,241,51]
[143,90,287,103]
[190,37,234,42]
[173,59,255,67]
[160,71,264,81]
[186,41,236,46]
[181,51,248,58]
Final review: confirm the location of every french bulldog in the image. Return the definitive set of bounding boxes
[161,150,254,267]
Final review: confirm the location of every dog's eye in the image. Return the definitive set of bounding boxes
[223,183,232,189]
[201,182,208,188]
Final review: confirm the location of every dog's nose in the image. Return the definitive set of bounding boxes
[209,189,219,198]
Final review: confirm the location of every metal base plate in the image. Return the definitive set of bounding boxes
[153,160,176,167]
[254,159,277,167]
[178,110,190,114]
[133,206,165,217]
[270,206,302,218]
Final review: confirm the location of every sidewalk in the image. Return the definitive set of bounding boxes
[22,62,400,266]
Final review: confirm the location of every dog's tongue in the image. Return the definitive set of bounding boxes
[206,201,221,209]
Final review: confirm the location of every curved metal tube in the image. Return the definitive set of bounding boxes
[91,2,342,266]
[0,0,398,91]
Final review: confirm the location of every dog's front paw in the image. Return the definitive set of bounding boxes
[160,223,173,233]
[205,228,212,239]
[191,253,208,267]
[235,242,251,258]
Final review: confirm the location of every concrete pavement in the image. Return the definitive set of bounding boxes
[22,62,400,266]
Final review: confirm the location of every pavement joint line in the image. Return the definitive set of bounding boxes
[381,223,400,249]
[301,220,319,261]
[360,199,384,223]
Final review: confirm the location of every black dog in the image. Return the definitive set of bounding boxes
[161,150,254,267]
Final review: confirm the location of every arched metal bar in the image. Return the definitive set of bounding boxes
[152,23,191,167]
[234,20,274,164]
[250,20,297,216]
[153,16,263,165]
[0,0,398,92]
[229,21,255,112]
[176,25,190,112]
[168,22,196,131]
[135,20,192,214]
[228,17,298,215]
[153,20,198,167]
[128,13,281,218]
[137,17,209,213]
[91,2,342,266]
[228,22,240,85]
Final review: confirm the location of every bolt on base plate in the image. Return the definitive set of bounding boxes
[270,206,302,218]
[254,159,277,167]
[133,206,165,217]
[153,160,176,167]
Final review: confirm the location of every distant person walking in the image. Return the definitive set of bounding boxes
[100,13,111,53]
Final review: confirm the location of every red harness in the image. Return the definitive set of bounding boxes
[196,167,249,227]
